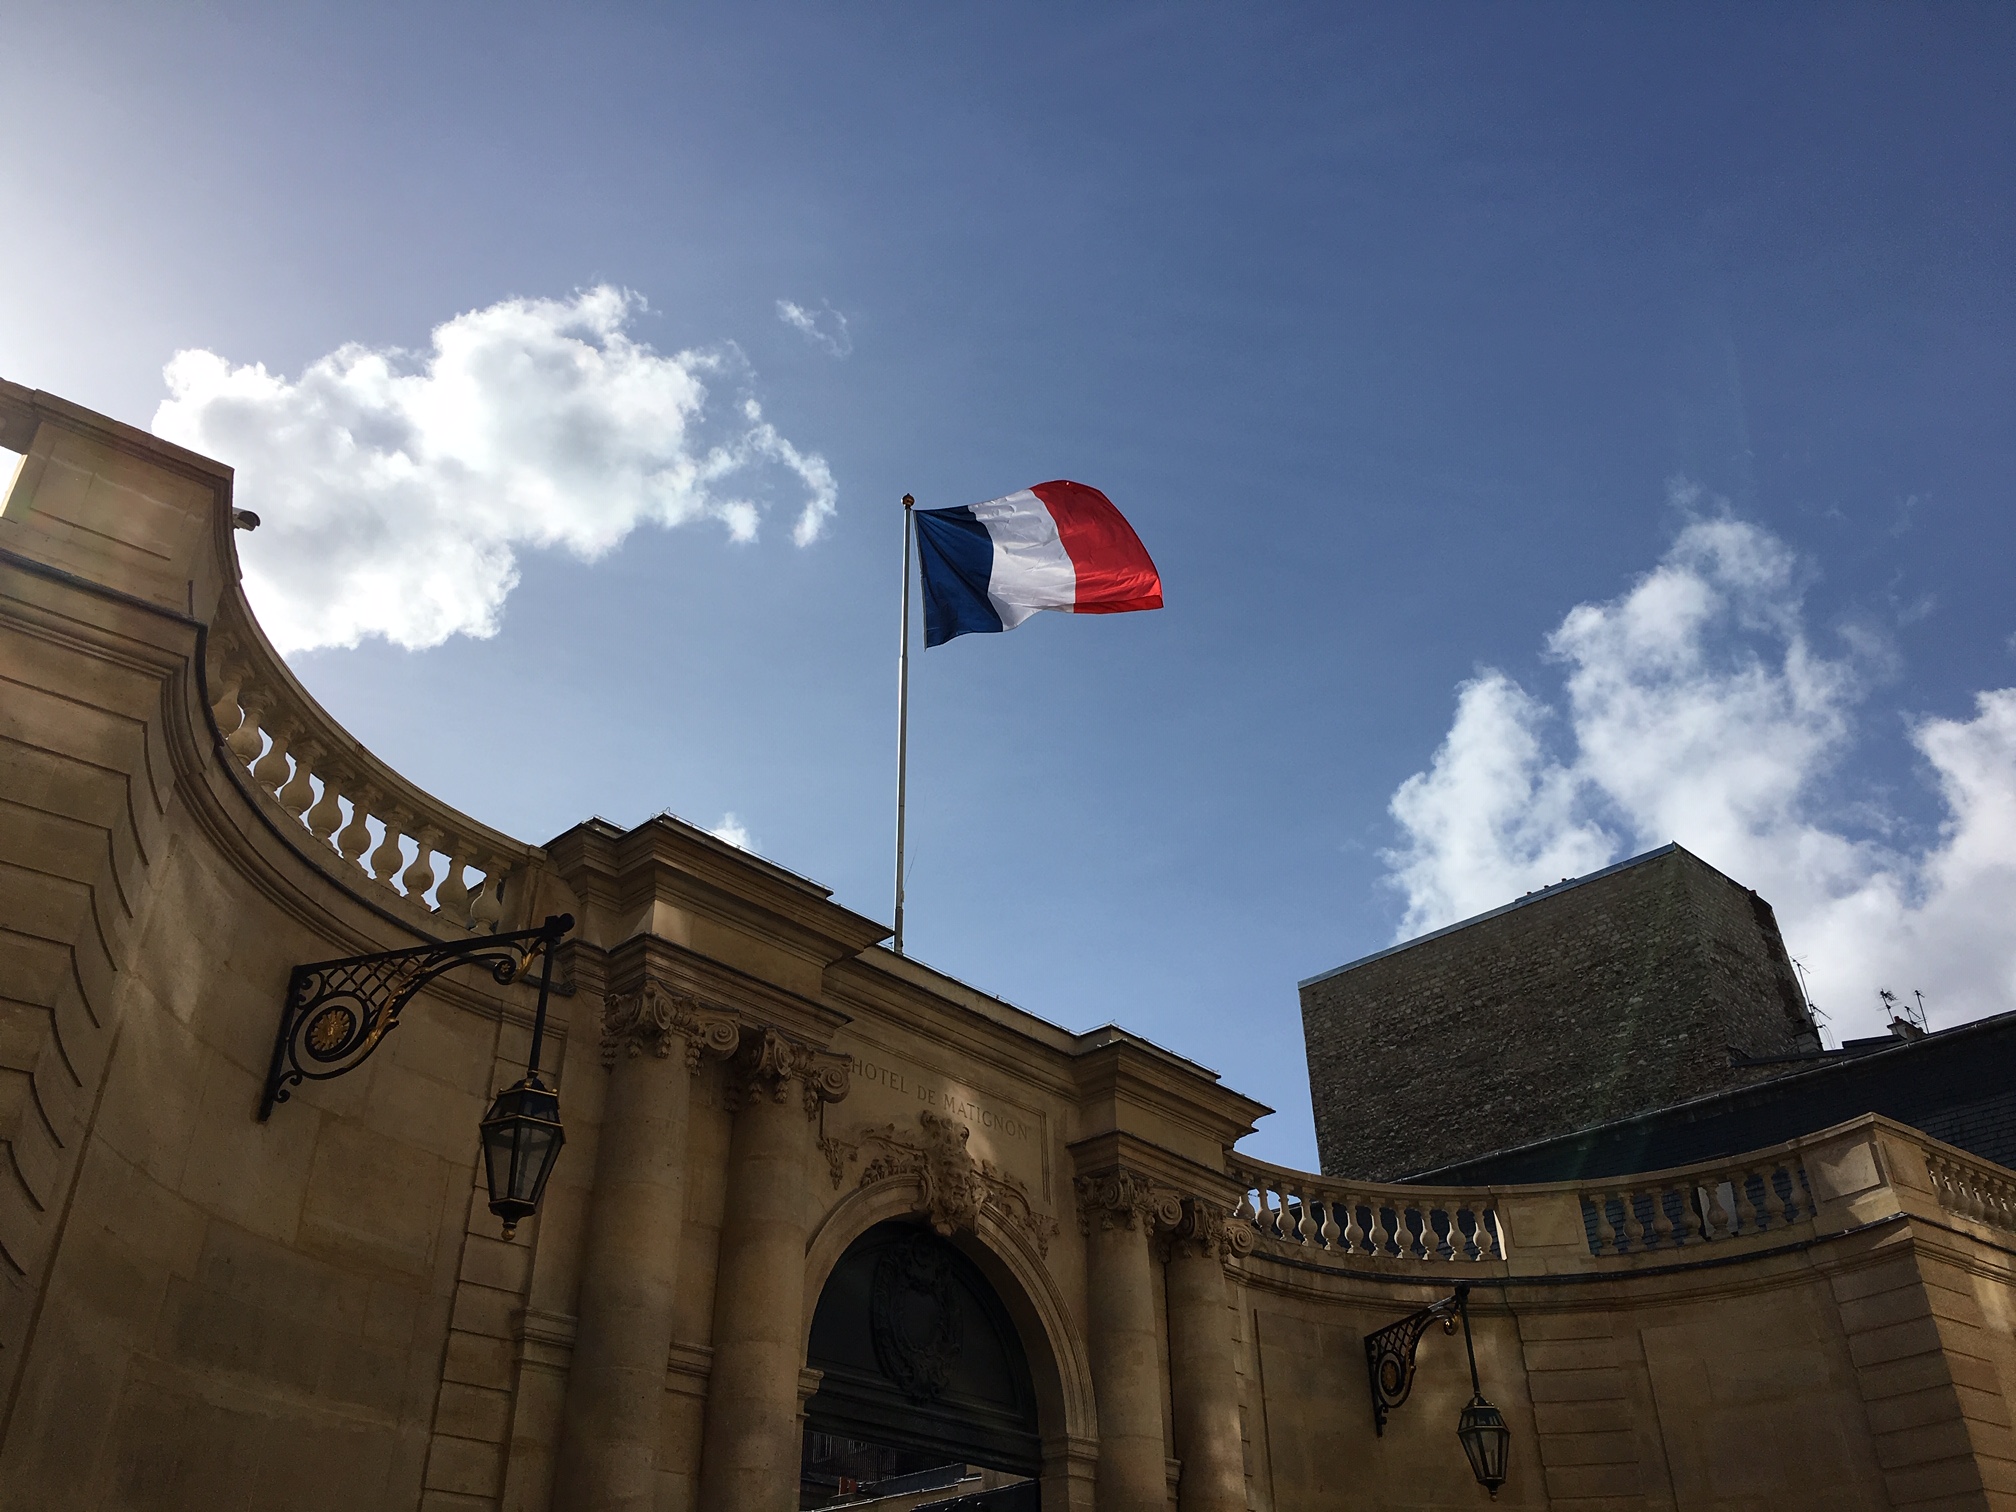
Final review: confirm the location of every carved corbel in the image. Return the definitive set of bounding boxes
[600,981,740,1071]
[1159,1195,1256,1267]
[725,1026,851,1119]
[1072,1166,1183,1236]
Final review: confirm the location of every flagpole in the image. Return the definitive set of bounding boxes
[893,494,915,955]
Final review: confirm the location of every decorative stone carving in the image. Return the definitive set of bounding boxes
[853,1111,1060,1256]
[817,1135,859,1191]
[1161,1195,1256,1266]
[600,981,740,1070]
[725,1026,852,1118]
[870,1232,962,1402]
[1072,1166,1183,1236]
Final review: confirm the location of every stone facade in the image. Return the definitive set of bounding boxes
[1300,844,1825,1181]
[2,379,2014,1512]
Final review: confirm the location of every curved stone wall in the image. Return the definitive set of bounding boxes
[2,377,2013,1512]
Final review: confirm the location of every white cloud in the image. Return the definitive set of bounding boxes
[775,298,852,358]
[1385,500,2016,1040]
[708,812,755,851]
[153,286,838,653]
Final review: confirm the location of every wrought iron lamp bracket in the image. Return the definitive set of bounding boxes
[260,914,574,1120]
[1365,1282,1469,1435]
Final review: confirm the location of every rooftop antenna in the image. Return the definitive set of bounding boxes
[1912,989,1932,1033]
[1790,957,1831,1048]
[1878,987,1928,1037]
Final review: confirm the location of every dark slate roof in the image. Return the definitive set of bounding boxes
[1405,1006,2016,1184]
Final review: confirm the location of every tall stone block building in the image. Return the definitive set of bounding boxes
[1300,844,1825,1180]
[3,377,2015,1511]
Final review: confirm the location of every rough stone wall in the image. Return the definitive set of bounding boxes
[1300,845,1823,1180]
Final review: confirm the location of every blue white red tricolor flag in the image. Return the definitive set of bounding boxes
[911,481,1163,647]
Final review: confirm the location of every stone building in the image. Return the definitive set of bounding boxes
[1300,844,1826,1181]
[3,376,2016,1511]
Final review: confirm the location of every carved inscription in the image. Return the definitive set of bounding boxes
[849,1055,1034,1141]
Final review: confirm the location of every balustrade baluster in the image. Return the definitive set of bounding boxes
[335,791,375,874]
[1293,1188,1316,1245]
[227,695,266,763]
[277,740,318,817]
[436,850,474,928]
[1367,1204,1391,1257]
[1733,1170,1761,1234]
[1769,1165,1797,1226]
[250,726,294,795]
[1619,1190,1647,1249]
[368,813,409,891]
[1340,1198,1365,1255]
[470,865,507,930]
[1318,1197,1340,1249]
[400,826,441,906]
[1708,1178,1734,1236]
[1677,1187,1705,1244]
[304,768,346,844]
[1649,1186,1676,1248]
[209,664,245,740]
[1591,1195,1617,1254]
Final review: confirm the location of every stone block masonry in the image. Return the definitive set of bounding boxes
[1300,844,1824,1179]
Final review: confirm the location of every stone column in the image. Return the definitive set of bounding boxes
[554,983,738,1512]
[696,1030,849,1512]
[1075,1168,1177,1512]
[1164,1199,1250,1512]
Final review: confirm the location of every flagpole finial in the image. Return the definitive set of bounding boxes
[902,494,914,508]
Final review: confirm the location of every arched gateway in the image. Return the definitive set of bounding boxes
[800,1221,1040,1509]
[9,382,2014,1512]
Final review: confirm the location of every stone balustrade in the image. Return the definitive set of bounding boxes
[1576,1151,1815,1256]
[1925,1146,2016,1237]
[203,597,541,932]
[1228,1153,1507,1263]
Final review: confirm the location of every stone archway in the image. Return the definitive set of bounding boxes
[800,1113,1098,1510]
[800,1220,1042,1507]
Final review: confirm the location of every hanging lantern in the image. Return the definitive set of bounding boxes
[480,1075,566,1240]
[1456,1393,1511,1498]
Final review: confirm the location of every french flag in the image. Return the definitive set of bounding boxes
[912,482,1164,647]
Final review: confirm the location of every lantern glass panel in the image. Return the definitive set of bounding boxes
[1457,1395,1510,1495]
[480,1079,565,1234]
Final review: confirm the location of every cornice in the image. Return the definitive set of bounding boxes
[820,957,1081,1103]
[1066,1129,1245,1205]
[1069,1034,1271,1158]
[546,815,889,973]
[599,934,850,1048]
[0,379,235,487]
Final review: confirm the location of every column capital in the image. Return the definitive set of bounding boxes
[726,1025,851,1118]
[1159,1195,1256,1266]
[1073,1166,1183,1235]
[600,979,741,1071]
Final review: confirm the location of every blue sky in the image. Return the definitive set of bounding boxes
[4,3,2013,1164]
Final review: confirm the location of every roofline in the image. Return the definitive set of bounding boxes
[1298,843,1686,990]
[1400,1002,2016,1182]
